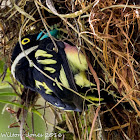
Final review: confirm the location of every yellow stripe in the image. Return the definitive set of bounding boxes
[37,59,57,65]
[55,78,63,91]
[74,72,96,88]
[44,67,56,73]
[35,50,53,58]
[59,65,69,88]
[35,80,53,95]
[86,96,104,101]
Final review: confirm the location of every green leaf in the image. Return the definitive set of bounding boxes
[0,100,23,108]
[0,93,18,96]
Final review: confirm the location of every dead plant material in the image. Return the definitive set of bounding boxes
[0,0,140,139]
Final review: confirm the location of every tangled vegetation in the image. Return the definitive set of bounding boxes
[0,0,140,140]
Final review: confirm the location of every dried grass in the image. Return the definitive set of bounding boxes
[0,0,140,139]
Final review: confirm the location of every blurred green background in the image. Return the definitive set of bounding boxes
[0,60,56,140]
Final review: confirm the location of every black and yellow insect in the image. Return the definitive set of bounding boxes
[11,29,108,111]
